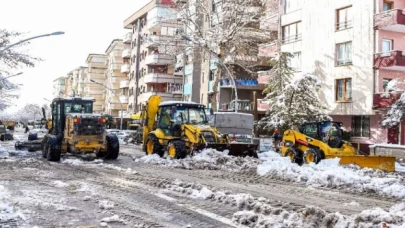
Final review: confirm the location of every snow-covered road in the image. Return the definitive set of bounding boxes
[1,131,405,227]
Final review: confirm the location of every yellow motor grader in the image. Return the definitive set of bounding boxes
[36,97,120,162]
[281,121,396,172]
[141,95,258,159]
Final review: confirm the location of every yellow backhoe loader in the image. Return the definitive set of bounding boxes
[141,95,258,159]
[281,121,396,172]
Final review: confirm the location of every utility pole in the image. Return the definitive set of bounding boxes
[134,19,142,113]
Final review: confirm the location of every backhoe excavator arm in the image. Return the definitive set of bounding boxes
[142,95,162,147]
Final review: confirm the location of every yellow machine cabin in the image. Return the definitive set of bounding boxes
[281,121,396,172]
[41,97,120,162]
[141,95,258,159]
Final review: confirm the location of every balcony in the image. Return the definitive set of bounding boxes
[119,96,129,104]
[123,32,133,44]
[258,71,272,85]
[120,80,129,88]
[257,99,270,111]
[219,100,254,112]
[147,17,183,32]
[373,93,401,109]
[374,9,405,32]
[122,49,131,58]
[258,42,278,58]
[109,63,121,71]
[144,73,181,84]
[220,79,265,90]
[145,54,174,65]
[138,91,181,102]
[374,50,405,71]
[121,64,130,73]
[144,35,171,47]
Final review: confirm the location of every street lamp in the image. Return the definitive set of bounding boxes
[0,31,65,54]
[181,35,239,112]
[0,72,23,81]
[89,79,123,130]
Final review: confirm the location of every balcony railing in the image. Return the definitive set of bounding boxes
[220,79,259,87]
[123,32,133,44]
[373,93,401,109]
[282,34,302,44]
[121,64,130,73]
[144,35,171,47]
[147,16,182,32]
[258,42,278,57]
[120,80,129,88]
[374,50,405,70]
[374,9,405,32]
[220,100,253,111]
[145,54,174,65]
[144,73,181,84]
[122,49,131,59]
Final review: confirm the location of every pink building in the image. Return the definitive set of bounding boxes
[260,0,405,152]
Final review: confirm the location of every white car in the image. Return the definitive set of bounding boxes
[116,131,130,141]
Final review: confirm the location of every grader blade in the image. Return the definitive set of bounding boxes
[337,155,396,172]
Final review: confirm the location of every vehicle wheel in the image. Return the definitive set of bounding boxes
[0,135,4,141]
[145,135,163,157]
[284,147,302,165]
[47,136,61,162]
[167,140,187,159]
[41,135,49,158]
[105,134,119,160]
[303,148,322,164]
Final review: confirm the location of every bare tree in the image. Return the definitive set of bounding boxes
[145,0,278,109]
[0,29,41,110]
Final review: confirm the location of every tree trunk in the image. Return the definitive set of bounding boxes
[211,67,222,111]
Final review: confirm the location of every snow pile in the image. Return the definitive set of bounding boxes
[102,164,138,174]
[257,151,405,199]
[136,149,261,171]
[61,158,84,166]
[165,180,405,227]
[0,185,25,225]
[100,214,125,226]
[52,180,69,188]
[98,200,114,210]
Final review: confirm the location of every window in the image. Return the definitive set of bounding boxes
[336,42,352,66]
[336,6,352,30]
[284,0,300,14]
[202,73,205,83]
[383,1,393,11]
[288,52,301,71]
[383,79,392,92]
[382,39,393,53]
[209,70,214,81]
[201,94,204,104]
[282,22,302,44]
[352,116,370,137]
[336,78,352,102]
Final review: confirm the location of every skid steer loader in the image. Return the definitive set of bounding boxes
[35,97,119,162]
[141,95,258,159]
[281,121,396,172]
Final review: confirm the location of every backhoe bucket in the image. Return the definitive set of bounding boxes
[337,155,396,172]
[194,143,258,157]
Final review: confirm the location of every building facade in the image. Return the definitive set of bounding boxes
[85,54,108,113]
[260,0,405,149]
[52,77,67,98]
[104,39,129,117]
[123,0,182,113]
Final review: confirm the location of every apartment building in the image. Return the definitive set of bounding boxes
[104,39,129,117]
[84,54,107,113]
[260,0,405,150]
[65,66,87,97]
[52,77,67,98]
[123,0,182,113]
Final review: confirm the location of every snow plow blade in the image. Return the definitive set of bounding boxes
[337,155,396,172]
[194,143,258,157]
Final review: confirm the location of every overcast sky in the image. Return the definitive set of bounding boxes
[2,0,150,113]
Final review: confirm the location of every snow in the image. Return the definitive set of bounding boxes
[52,180,69,188]
[0,185,25,225]
[98,200,114,210]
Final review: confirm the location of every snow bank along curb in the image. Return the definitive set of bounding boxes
[164,180,405,228]
[0,185,25,225]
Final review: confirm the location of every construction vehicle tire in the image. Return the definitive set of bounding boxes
[105,134,119,160]
[284,147,302,165]
[303,148,322,164]
[0,135,4,141]
[167,140,187,159]
[41,135,49,158]
[145,135,163,157]
[46,136,61,162]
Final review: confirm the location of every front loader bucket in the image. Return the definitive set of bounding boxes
[337,155,396,172]
[194,143,258,158]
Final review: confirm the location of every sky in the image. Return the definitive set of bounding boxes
[1,0,150,113]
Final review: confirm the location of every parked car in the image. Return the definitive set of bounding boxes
[116,131,130,141]
[105,129,120,135]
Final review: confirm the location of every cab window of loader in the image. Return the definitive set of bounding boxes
[302,123,318,139]
[64,102,92,114]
